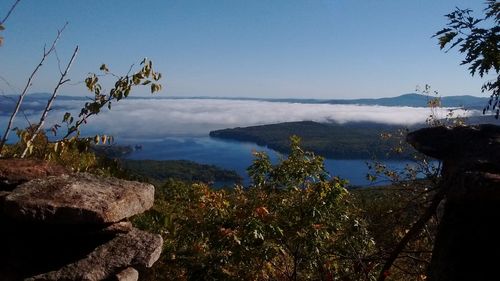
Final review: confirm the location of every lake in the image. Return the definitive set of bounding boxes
[123,136,419,187]
[0,97,444,186]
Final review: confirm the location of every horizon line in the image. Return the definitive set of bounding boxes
[4,92,487,101]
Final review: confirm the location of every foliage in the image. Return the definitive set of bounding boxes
[366,130,439,185]
[4,59,163,165]
[416,84,468,128]
[352,182,437,281]
[59,59,162,140]
[1,1,163,159]
[1,128,125,175]
[434,0,500,117]
[135,137,378,281]
[363,134,439,281]
[361,135,439,280]
[366,84,466,185]
[362,81,482,280]
[363,85,459,280]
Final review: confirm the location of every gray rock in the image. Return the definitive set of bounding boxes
[3,173,154,224]
[114,267,139,281]
[100,221,134,234]
[26,228,163,281]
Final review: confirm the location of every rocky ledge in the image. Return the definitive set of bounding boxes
[0,159,162,281]
[407,124,500,281]
[3,173,154,224]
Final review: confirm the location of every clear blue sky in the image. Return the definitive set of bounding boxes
[0,0,489,99]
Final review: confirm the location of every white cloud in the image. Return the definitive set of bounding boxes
[2,98,478,140]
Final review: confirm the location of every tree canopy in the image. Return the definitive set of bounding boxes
[434,0,500,117]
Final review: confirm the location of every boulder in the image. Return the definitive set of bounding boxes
[0,159,67,190]
[3,173,154,224]
[26,228,163,281]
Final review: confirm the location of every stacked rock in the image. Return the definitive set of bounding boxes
[0,160,162,281]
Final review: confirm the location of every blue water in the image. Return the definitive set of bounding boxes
[123,136,417,187]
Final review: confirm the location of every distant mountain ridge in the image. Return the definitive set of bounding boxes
[0,93,488,117]
[142,93,488,108]
[322,93,488,108]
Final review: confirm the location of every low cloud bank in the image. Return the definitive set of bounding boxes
[2,98,478,139]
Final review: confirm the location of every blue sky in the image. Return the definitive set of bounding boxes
[0,0,489,99]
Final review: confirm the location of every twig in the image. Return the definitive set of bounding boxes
[397,254,430,264]
[0,94,32,126]
[0,74,22,93]
[0,0,21,25]
[0,23,68,156]
[126,63,135,76]
[54,48,64,75]
[0,77,32,126]
[60,93,113,140]
[20,45,78,158]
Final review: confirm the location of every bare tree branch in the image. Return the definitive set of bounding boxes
[21,45,78,158]
[54,48,64,75]
[0,22,67,156]
[0,0,21,25]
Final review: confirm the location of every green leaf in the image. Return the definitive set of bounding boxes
[438,32,457,49]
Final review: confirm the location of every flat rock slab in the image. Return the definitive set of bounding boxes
[0,159,67,190]
[406,124,500,162]
[26,228,163,281]
[3,173,154,224]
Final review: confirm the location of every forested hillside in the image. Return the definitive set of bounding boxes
[119,159,241,185]
[210,121,418,159]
